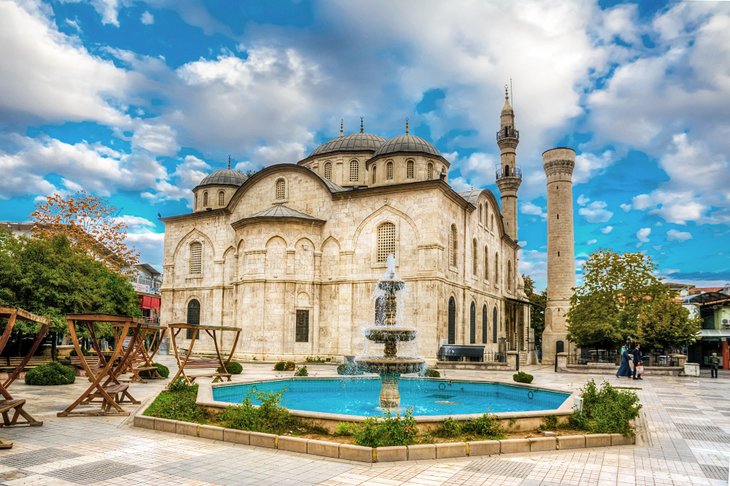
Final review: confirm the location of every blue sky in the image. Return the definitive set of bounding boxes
[1,0,728,290]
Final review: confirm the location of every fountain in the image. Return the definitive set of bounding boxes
[355,255,425,410]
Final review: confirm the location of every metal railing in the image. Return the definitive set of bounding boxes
[496,127,519,141]
[484,352,507,363]
[495,167,522,180]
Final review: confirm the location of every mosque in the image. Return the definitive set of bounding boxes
[159,90,575,364]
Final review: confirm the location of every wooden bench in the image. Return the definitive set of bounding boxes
[69,356,102,369]
[0,356,53,372]
[0,398,42,427]
[182,359,231,382]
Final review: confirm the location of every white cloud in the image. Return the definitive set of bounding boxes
[520,201,547,219]
[600,225,613,234]
[578,200,613,223]
[132,122,179,156]
[573,151,614,185]
[576,194,590,206]
[142,155,210,207]
[636,227,651,243]
[587,239,598,245]
[631,190,708,225]
[125,229,164,266]
[448,152,498,190]
[141,11,154,25]
[518,249,547,290]
[666,229,693,241]
[620,203,631,212]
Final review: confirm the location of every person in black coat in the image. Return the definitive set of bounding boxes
[632,343,642,380]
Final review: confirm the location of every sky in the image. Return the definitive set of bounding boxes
[0,0,729,291]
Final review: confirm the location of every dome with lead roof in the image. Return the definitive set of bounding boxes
[309,132,386,157]
[373,135,440,157]
[197,169,247,187]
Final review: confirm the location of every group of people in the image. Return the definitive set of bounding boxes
[617,342,643,380]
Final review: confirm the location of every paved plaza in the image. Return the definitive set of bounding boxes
[1,359,729,486]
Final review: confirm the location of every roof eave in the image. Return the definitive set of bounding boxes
[231,216,326,230]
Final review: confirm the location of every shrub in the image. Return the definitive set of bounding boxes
[354,409,418,447]
[24,361,76,386]
[461,414,505,439]
[334,422,357,436]
[513,371,534,383]
[218,390,295,435]
[274,361,296,371]
[305,356,327,363]
[294,366,308,376]
[539,415,559,431]
[140,362,169,379]
[144,383,209,423]
[218,361,243,375]
[337,362,364,375]
[424,367,440,378]
[570,380,641,436]
[435,418,462,437]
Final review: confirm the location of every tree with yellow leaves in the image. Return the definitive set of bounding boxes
[31,191,139,273]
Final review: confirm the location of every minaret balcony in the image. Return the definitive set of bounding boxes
[496,127,519,142]
[496,167,522,181]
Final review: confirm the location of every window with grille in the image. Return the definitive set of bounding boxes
[494,252,499,283]
[484,246,489,280]
[189,242,202,274]
[186,299,200,339]
[386,161,393,180]
[448,297,456,344]
[377,222,396,263]
[449,225,457,267]
[427,163,433,179]
[482,305,488,343]
[324,162,332,180]
[218,191,225,206]
[472,239,478,275]
[275,178,286,199]
[295,309,309,342]
[372,165,377,184]
[406,160,414,179]
[203,191,208,207]
[492,306,498,343]
[349,160,359,182]
[470,302,476,344]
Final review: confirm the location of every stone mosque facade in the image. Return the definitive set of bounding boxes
[160,92,574,363]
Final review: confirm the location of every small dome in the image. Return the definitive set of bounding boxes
[197,169,247,187]
[374,135,440,157]
[310,133,386,157]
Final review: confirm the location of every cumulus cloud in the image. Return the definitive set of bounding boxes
[141,11,154,25]
[578,200,613,223]
[521,201,547,219]
[601,225,613,234]
[573,151,615,185]
[518,248,547,290]
[666,229,693,241]
[142,155,210,207]
[132,122,179,156]
[577,194,590,206]
[587,239,598,245]
[636,227,651,244]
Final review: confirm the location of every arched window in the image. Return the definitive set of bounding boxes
[194,193,198,210]
[427,163,434,179]
[218,191,225,207]
[406,160,414,179]
[377,222,396,263]
[507,261,513,291]
[492,306,498,343]
[186,299,200,339]
[275,178,286,200]
[386,161,394,180]
[482,304,488,344]
[484,245,489,280]
[372,165,377,184]
[189,242,202,274]
[448,297,456,344]
[479,204,483,224]
[203,191,208,207]
[484,206,489,226]
[494,252,499,283]
[469,301,476,344]
[349,160,359,182]
[448,224,457,267]
[324,162,332,180]
[472,239,478,275]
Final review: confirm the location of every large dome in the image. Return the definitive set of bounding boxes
[373,135,440,157]
[197,169,247,187]
[309,133,386,157]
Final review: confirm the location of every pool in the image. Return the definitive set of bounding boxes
[212,378,571,417]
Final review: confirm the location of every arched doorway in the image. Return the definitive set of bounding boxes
[448,297,456,344]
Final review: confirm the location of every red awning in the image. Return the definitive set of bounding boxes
[139,295,161,310]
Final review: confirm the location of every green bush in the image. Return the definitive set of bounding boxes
[539,415,559,431]
[461,414,505,439]
[218,390,295,435]
[435,418,462,437]
[218,361,243,375]
[24,361,76,386]
[144,383,209,423]
[274,361,295,371]
[570,380,641,436]
[294,365,308,376]
[424,367,440,378]
[337,362,364,375]
[354,409,418,447]
[305,356,329,363]
[513,371,534,383]
[333,422,357,436]
[140,362,169,379]
[69,348,90,356]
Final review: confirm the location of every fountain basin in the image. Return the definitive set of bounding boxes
[363,326,417,342]
[355,357,425,374]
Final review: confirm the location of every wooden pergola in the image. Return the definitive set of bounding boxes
[167,323,241,384]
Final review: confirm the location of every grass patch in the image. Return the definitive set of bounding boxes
[144,380,210,423]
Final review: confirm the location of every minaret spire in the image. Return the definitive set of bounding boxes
[405,117,409,136]
[340,119,344,136]
[360,116,364,133]
[227,155,231,170]
[495,84,521,241]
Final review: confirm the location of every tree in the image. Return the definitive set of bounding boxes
[31,191,139,273]
[638,298,701,353]
[523,275,546,348]
[0,229,140,333]
[567,250,668,350]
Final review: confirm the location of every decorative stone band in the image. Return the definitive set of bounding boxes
[543,147,576,179]
[495,178,522,193]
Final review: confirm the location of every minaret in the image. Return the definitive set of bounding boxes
[542,148,576,366]
[495,85,521,241]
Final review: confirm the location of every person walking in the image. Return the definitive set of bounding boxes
[617,345,632,378]
[710,352,720,378]
[632,343,642,380]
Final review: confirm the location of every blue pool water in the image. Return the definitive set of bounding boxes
[212,378,570,417]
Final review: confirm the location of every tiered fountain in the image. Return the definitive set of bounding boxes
[355,255,425,410]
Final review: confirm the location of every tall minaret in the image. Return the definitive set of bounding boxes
[495,85,521,241]
[542,148,576,366]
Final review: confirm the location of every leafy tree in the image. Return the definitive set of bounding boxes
[523,275,546,348]
[567,250,668,350]
[32,191,139,273]
[638,298,701,353]
[0,229,140,333]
